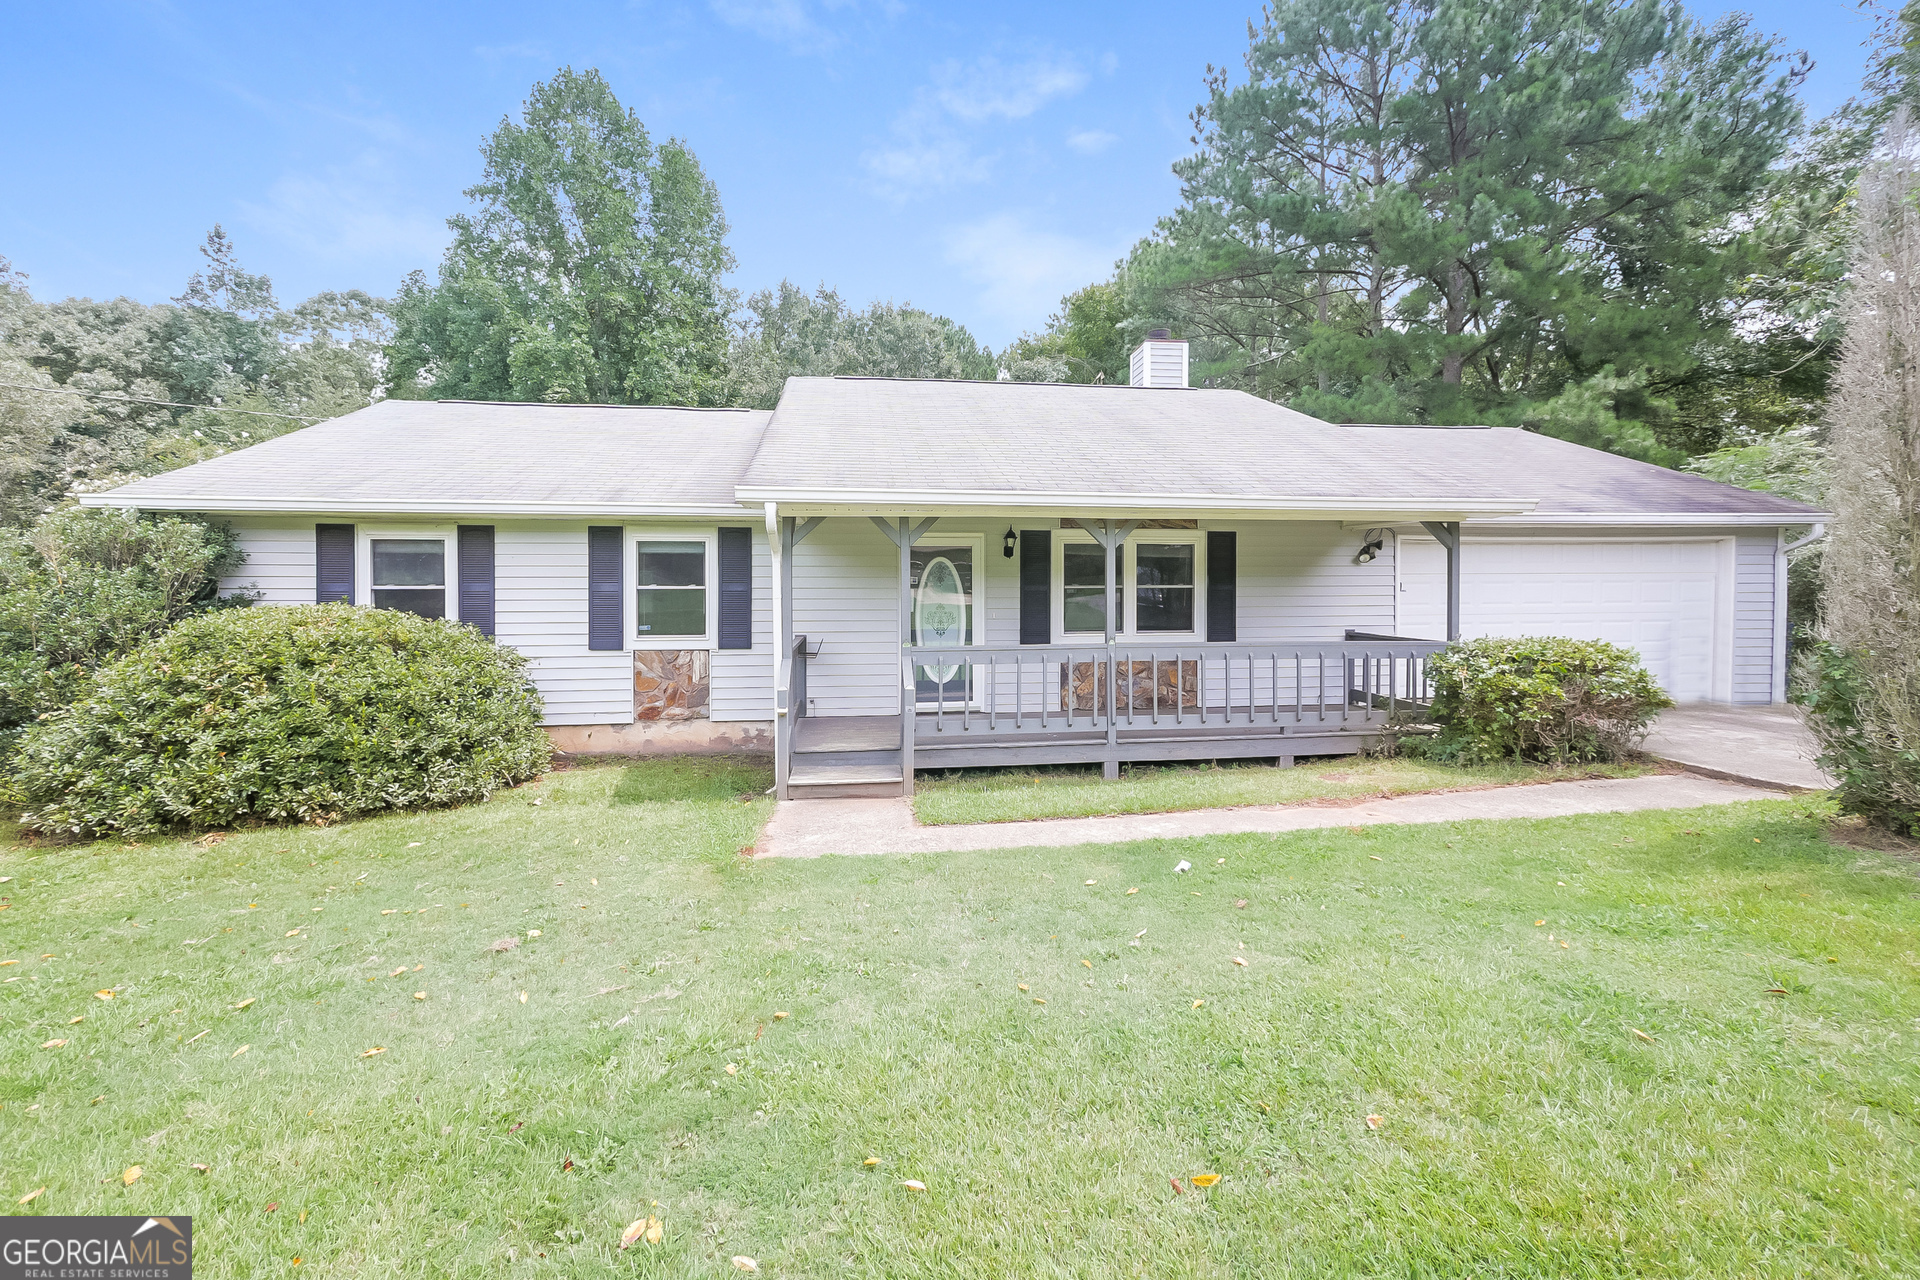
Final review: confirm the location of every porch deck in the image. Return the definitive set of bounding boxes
[785,639,1442,798]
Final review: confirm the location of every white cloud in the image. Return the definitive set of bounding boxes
[944,213,1126,341]
[930,56,1088,122]
[1066,129,1117,155]
[708,0,864,53]
[864,55,1091,198]
[237,159,447,268]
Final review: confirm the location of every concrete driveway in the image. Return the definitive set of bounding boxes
[1642,703,1833,791]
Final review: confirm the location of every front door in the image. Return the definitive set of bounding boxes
[912,543,974,705]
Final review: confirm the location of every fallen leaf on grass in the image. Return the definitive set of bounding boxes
[773,1011,789,1020]
[1017,984,1029,991]
[1190,1174,1221,1187]
[1169,1177,1185,1193]
[508,1122,524,1133]
[266,1202,278,1213]
[486,938,519,953]
[413,992,426,1001]
[122,1167,142,1186]
[518,992,528,1004]
[40,1039,67,1049]
[1192,1000,1205,1008]
[285,930,300,938]
[1368,855,1383,862]
[1084,879,1097,886]
[620,1215,664,1248]
[184,1030,208,1045]
[562,1158,574,1172]
[95,990,114,1000]
[232,998,255,1010]
[1081,959,1092,969]
[1126,887,1138,895]
[18,1187,45,1204]
[1231,956,1248,967]
[381,910,396,916]
[724,1063,739,1076]
[68,1016,83,1025]
[1630,1028,1655,1043]
[1765,987,1788,996]
[1365,1115,1383,1131]
[359,1046,386,1058]
[864,1157,880,1167]
[389,967,405,977]
[406,842,423,848]
[0,959,16,966]
[1032,997,1046,1005]
[732,1257,758,1272]
[901,1180,926,1192]
[1535,920,1545,927]
[527,930,541,938]
[231,1045,250,1058]
[1234,899,1247,909]
[190,1164,210,1174]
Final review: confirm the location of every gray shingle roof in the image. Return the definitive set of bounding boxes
[85,377,1826,523]
[86,398,771,514]
[739,377,1823,520]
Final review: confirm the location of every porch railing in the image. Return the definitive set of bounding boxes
[902,640,1445,735]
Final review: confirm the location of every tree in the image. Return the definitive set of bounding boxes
[726,281,995,409]
[1135,0,1805,457]
[386,68,735,406]
[1801,112,1920,836]
[1001,281,1131,384]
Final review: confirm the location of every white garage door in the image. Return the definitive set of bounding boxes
[1398,538,1725,702]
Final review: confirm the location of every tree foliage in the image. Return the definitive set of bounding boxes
[726,280,995,408]
[0,505,244,750]
[1125,0,1805,459]
[0,233,388,522]
[1001,281,1131,384]
[387,68,735,406]
[1801,112,1920,836]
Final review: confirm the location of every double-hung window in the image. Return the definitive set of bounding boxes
[1058,532,1203,638]
[369,536,449,619]
[632,535,712,645]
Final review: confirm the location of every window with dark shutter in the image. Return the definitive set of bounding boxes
[1019,528,1050,644]
[458,525,496,638]
[315,524,354,603]
[1206,530,1237,642]
[717,526,752,650]
[587,526,623,651]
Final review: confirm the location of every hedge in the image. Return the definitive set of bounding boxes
[1414,636,1672,765]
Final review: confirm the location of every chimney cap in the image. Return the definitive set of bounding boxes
[1147,327,1171,340]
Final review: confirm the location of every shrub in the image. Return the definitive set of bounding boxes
[0,506,244,749]
[1413,636,1673,765]
[13,604,551,836]
[1796,639,1920,837]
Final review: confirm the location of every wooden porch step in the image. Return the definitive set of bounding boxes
[788,756,906,800]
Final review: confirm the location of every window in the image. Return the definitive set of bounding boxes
[635,538,708,640]
[371,538,447,619]
[1063,542,1120,633]
[1134,542,1195,632]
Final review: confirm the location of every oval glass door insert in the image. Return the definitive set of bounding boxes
[915,555,966,683]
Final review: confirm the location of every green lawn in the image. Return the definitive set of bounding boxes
[3,758,1917,1278]
[912,755,1653,825]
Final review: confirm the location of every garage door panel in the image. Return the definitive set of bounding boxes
[1398,539,1721,702]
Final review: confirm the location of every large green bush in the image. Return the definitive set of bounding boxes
[1414,637,1673,765]
[0,505,244,749]
[1796,639,1920,836]
[14,604,551,836]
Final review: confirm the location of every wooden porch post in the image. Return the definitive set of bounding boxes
[898,516,915,797]
[768,503,789,800]
[1420,520,1462,642]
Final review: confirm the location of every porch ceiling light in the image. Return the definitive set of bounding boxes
[1003,526,1018,558]
[1354,528,1386,564]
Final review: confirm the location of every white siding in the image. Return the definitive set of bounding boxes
[214,517,774,729]
[1234,521,1395,643]
[1731,533,1778,706]
[792,518,904,716]
[218,519,315,603]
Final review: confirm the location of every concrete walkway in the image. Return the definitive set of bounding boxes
[755,773,1786,858]
[1643,704,1833,791]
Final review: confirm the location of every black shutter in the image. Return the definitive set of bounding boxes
[587,526,623,651]
[315,523,354,603]
[717,526,752,650]
[458,525,496,638]
[1019,528,1050,644]
[1207,530,1237,642]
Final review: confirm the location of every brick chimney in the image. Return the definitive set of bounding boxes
[1128,327,1189,388]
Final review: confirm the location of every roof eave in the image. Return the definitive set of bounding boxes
[76,493,750,519]
[732,486,1539,521]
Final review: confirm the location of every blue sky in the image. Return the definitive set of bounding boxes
[0,1,1882,350]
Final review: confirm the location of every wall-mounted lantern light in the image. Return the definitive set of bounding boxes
[1003,526,1018,558]
[1354,528,1386,564]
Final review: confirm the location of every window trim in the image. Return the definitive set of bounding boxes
[1051,528,1206,642]
[355,525,458,622]
[624,527,717,651]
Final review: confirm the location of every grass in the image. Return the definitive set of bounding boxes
[911,754,1654,825]
[3,757,1917,1277]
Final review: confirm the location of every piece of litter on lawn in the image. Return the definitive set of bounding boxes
[406,842,422,848]
[724,1063,738,1075]
[1216,858,1225,865]
[413,992,426,1001]
[527,930,541,938]
[1173,860,1191,873]
[1085,879,1096,886]
[1134,929,1148,938]
[518,992,528,1004]
[901,1180,926,1192]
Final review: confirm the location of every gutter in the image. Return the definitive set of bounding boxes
[75,494,752,518]
[731,486,1539,519]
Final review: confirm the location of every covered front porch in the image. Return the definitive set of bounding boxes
[763,510,1466,801]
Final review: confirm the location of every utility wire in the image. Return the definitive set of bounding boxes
[0,380,324,423]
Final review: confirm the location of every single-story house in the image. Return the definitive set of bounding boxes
[83,334,1827,799]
